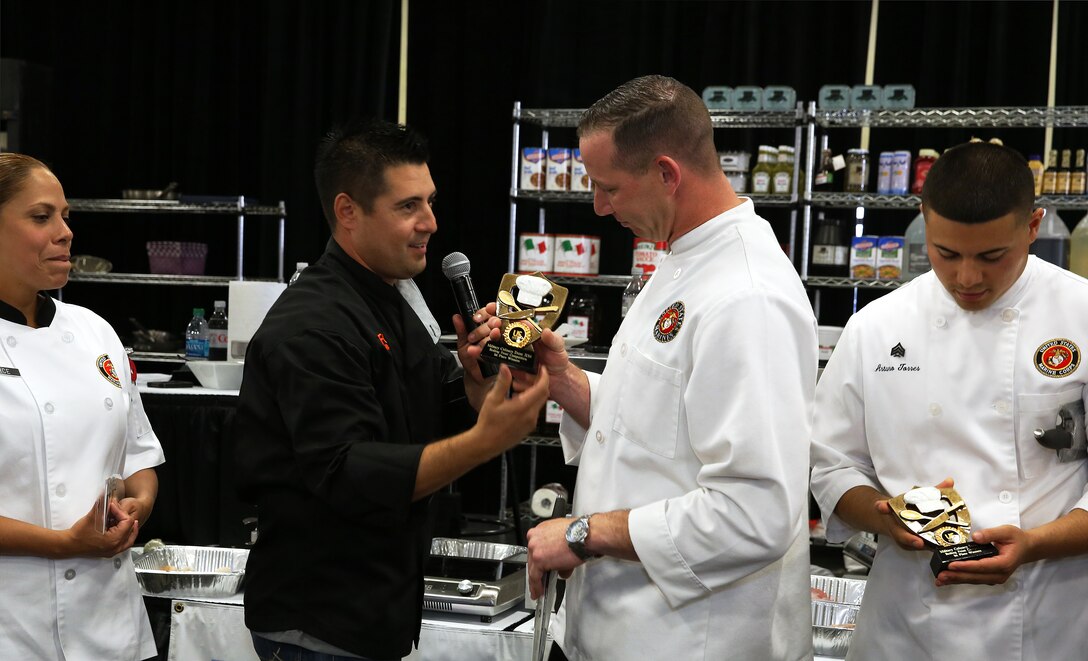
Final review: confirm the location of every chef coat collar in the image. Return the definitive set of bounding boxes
[670,198,756,256]
[0,293,57,327]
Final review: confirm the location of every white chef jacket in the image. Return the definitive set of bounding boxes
[552,200,817,661]
[0,297,164,661]
[810,256,1088,661]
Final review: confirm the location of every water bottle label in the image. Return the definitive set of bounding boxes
[186,338,210,359]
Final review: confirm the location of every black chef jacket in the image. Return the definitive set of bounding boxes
[235,239,464,659]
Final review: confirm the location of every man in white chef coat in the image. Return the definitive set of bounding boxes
[514,75,817,660]
[810,141,1088,660]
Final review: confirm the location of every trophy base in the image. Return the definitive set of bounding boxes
[929,542,999,577]
[482,341,537,373]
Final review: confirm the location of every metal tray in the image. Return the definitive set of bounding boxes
[430,537,527,563]
[810,575,867,605]
[813,625,853,658]
[133,545,248,598]
[811,600,859,629]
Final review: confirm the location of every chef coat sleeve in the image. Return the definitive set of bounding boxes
[557,371,602,466]
[1078,386,1088,513]
[627,291,815,608]
[257,329,425,525]
[119,346,165,477]
[808,318,882,542]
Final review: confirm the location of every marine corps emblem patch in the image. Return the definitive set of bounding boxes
[97,354,122,388]
[1035,338,1080,378]
[653,301,685,343]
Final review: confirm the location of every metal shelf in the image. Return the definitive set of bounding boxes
[549,274,631,288]
[516,107,802,129]
[131,351,185,364]
[68,199,285,216]
[804,277,905,290]
[809,192,1088,210]
[513,190,796,207]
[67,272,280,286]
[523,435,562,448]
[814,106,1088,129]
[811,192,920,209]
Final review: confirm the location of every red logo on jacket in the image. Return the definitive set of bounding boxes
[97,354,122,388]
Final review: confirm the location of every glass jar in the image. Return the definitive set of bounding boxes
[845,148,870,192]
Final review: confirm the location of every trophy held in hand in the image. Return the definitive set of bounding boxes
[482,272,567,373]
[888,485,998,577]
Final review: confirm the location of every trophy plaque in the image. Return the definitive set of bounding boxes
[888,486,998,577]
[481,272,567,373]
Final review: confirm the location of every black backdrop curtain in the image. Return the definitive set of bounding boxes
[3,0,1085,334]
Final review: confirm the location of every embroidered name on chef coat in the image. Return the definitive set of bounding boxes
[653,301,685,343]
[97,354,122,388]
[1035,338,1080,378]
[0,366,20,377]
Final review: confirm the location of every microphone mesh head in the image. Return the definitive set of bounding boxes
[441,252,471,280]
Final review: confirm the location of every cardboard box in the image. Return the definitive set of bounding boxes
[520,148,545,190]
[546,148,572,191]
[877,236,905,280]
[850,236,879,279]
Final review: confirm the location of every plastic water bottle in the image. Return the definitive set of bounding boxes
[1030,207,1070,269]
[902,211,930,280]
[207,301,228,361]
[1070,212,1088,277]
[288,261,309,286]
[620,267,646,317]
[185,308,210,361]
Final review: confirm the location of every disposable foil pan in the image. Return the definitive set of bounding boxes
[133,545,248,598]
[812,625,853,658]
[811,600,859,629]
[430,537,527,563]
[810,575,867,605]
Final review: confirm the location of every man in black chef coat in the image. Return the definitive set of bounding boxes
[235,118,549,661]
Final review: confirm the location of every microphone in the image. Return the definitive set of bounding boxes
[441,252,497,377]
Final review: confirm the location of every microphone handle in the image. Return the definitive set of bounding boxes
[450,276,498,377]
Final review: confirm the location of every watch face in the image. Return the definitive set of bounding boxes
[566,517,589,544]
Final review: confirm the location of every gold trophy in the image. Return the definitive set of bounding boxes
[481,273,567,373]
[888,485,998,576]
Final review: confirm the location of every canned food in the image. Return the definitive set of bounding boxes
[890,151,911,195]
[876,152,894,195]
[633,237,669,274]
[546,149,572,191]
[520,148,545,190]
[553,235,594,275]
[588,236,601,275]
[571,149,593,192]
[518,233,553,273]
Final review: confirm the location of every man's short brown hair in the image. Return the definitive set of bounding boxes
[578,75,718,175]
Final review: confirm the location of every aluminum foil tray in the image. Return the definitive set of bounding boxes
[430,537,527,563]
[813,625,853,658]
[134,545,247,598]
[810,575,867,605]
[811,600,859,629]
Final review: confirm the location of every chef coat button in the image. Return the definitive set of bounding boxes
[998,490,1013,504]
[595,430,604,444]
[114,558,123,569]
[56,484,66,497]
[620,344,627,356]
[1001,309,1017,322]
[934,317,946,329]
[104,397,114,410]
[1006,579,1019,592]
[995,400,1010,414]
[673,267,682,279]
[62,331,74,343]
[64,569,76,580]
[929,403,942,417]
[5,336,15,347]
[44,402,55,414]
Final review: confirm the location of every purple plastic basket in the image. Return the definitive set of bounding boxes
[146,241,182,274]
[179,242,208,276]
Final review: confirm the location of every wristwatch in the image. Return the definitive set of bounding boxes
[565,514,599,561]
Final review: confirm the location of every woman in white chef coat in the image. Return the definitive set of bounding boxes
[810,142,1088,660]
[0,153,165,660]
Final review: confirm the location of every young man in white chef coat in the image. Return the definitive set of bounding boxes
[510,75,817,660]
[810,141,1088,660]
